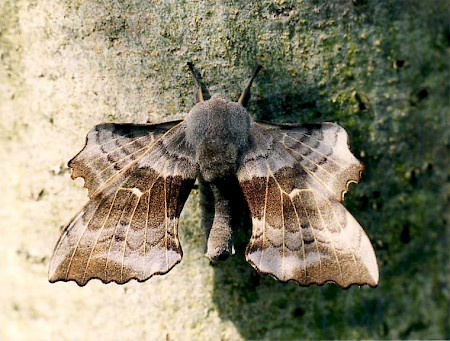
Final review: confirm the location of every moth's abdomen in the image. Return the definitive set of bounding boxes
[200,176,244,262]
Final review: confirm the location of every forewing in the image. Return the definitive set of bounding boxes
[256,121,363,201]
[69,120,182,198]
[238,122,378,287]
[49,122,197,286]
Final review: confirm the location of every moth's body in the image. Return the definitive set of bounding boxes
[185,94,251,260]
[186,94,250,181]
[49,64,379,287]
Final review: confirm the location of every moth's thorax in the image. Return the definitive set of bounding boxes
[184,94,252,181]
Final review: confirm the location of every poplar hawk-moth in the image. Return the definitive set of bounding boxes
[49,63,379,288]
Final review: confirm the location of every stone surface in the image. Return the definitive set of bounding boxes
[1,0,448,339]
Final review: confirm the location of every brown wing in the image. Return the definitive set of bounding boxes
[49,121,197,286]
[255,121,363,201]
[69,120,182,198]
[238,121,378,287]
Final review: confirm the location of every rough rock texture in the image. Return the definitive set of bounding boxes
[1,0,448,339]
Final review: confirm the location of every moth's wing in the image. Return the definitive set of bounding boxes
[256,121,363,201]
[238,121,378,287]
[49,121,197,286]
[69,120,183,198]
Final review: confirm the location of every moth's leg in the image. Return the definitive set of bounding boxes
[187,62,207,103]
[238,65,262,108]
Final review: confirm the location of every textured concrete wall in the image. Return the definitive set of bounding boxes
[1,0,448,339]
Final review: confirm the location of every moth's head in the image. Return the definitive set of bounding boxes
[187,62,262,110]
[187,92,250,121]
[199,93,244,109]
[209,93,229,102]
[195,93,240,110]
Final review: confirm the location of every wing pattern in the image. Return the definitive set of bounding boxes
[255,121,363,201]
[238,121,378,287]
[69,121,182,198]
[49,121,197,286]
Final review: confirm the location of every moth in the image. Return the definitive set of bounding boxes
[49,63,379,287]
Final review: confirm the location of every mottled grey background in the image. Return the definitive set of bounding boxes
[1,1,448,340]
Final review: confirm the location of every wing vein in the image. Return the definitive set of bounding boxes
[289,195,307,280]
[142,191,150,279]
[328,198,361,278]
[312,190,344,282]
[163,168,169,271]
[121,193,142,282]
[83,134,151,165]
[261,169,270,270]
[66,198,105,281]
[283,133,343,169]
[81,188,122,283]
[95,143,154,177]
[298,188,323,279]
[104,190,133,280]
[89,122,184,198]
[76,130,137,156]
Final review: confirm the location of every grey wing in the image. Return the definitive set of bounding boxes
[237,121,378,287]
[49,121,198,286]
[69,120,183,198]
[256,121,363,201]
